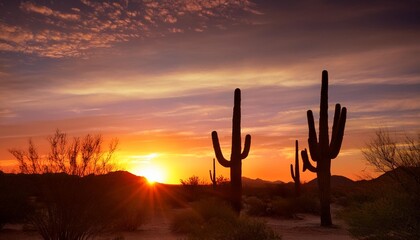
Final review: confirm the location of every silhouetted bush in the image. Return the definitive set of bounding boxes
[193,198,237,222]
[171,198,281,240]
[363,129,420,196]
[9,129,118,176]
[30,174,110,240]
[0,171,148,239]
[245,196,267,216]
[342,189,420,240]
[269,197,295,218]
[170,209,203,234]
[340,129,420,239]
[0,173,35,228]
[243,183,295,199]
[179,175,210,201]
[245,194,319,218]
[293,194,320,215]
[188,216,280,240]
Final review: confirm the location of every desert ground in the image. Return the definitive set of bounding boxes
[0,206,354,240]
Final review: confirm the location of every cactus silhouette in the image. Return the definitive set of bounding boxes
[212,88,251,214]
[290,140,301,197]
[301,70,347,226]
[209,158,216,189]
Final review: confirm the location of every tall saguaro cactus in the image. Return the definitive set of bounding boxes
[209,158,216,189]
[290,140,301,197]
[301,70,347,226]
[212,88,251,214]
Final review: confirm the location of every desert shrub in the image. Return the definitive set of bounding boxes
[231,217,280,240]
[243,184,295,199]
[334,185,376,207]
[341,129,420,239]
[170,209,203,234]
[191,198,237,222]
[180,175,209,201]
[362,129,420,196]
[294,194,320,214]
[342,191,420,240]
[171,198,281,240]
[112,206,147,231]
[269,197,295,218]
[25,172,148,239]
[188,216,280,240]
[29,174,105,240]
[215,175,230,185]
[9,129,119,176]
[0,173,34,228]
[245,196,267,216]
[245,194,319,218]
[170,198,232,234]
[180,175,207,187]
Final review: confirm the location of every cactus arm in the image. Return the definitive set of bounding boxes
[209,170,214,182]
[330,104,341,147]
[301,149,317,172]
[307,110,320,162]
[210,158,216,184]
[290,164,296,180]
[319,70,329,147]
[295,140,300,179]
[211,131,231,167]
[241,134,251,159]
[330,107,347,159]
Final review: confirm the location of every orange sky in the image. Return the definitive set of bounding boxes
[1,0,420,184]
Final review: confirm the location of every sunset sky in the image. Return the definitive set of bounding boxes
[1,0,419,184]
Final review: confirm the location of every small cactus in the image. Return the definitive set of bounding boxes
[290,140,301,197]
[209,158,216,189]
[301,70,347,226]
[212,88,251,214]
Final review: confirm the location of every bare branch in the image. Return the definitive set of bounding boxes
[8,130,119,176]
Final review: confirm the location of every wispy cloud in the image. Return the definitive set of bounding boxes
[20,1,80,21]
[0,0,257,58]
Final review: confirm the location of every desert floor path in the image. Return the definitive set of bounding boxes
[261,214,354,240]
[120,206,355,240]
[0,206,355,240]
[117,207,180,240]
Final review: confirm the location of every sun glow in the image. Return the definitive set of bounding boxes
[138,166,165,184]
[128,153,166,184]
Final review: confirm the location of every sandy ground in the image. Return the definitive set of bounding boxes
[0,208,354,240]
[261,214,354,240]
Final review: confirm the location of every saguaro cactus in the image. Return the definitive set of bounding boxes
[212,88,251,214]
[301,70,347,226]
[290,140,301,197]
[209,158,216,189]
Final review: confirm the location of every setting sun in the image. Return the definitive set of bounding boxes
[128,153,166,184]
[137,166,165,184]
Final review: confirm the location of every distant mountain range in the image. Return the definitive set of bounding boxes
[241,175,355,188]
[241,166,420,189]
[3,167,417,188]
[241,177,284,187]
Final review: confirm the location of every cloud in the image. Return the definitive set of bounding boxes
[0,0,258,58]
[20,1,80,21]
[0,22,34,44]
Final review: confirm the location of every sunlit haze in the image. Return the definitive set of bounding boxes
[129,153,166,183]
[1,0,420,184]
